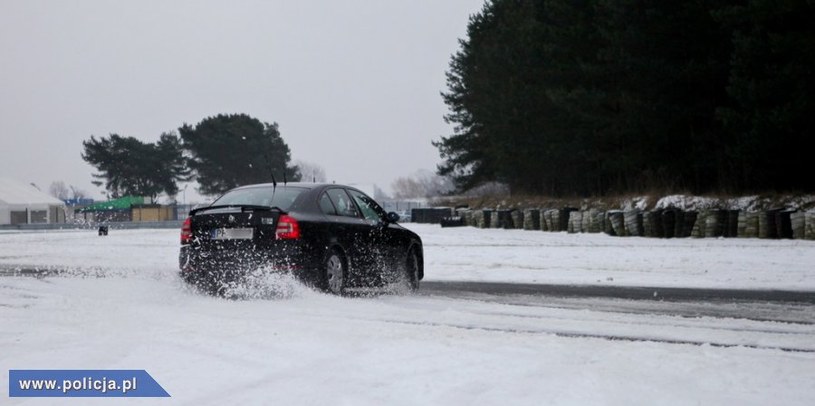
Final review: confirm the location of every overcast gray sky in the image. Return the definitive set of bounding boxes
[0,0,484,201]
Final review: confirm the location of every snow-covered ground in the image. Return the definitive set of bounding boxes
[2,224,814,290]
[1,224,814,405]
[418,224,815,290]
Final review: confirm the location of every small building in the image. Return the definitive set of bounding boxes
[0,178,66,225]
[76,196,150,222]
[131,204,175,222]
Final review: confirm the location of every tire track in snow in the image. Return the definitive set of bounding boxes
[365,318,815,353]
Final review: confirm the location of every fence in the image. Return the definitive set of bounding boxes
[0,220,183,232]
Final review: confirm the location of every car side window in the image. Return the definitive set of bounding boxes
[325,188,359,218]
[318,192,337,216]
[347,189,384,222]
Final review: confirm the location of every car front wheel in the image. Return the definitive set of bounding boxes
[404,247,420,292]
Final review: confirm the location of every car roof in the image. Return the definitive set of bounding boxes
[229,182,369,194]
[231,182,330,190]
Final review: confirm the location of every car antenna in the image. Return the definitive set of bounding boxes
[263,156,279,208]
[264,154,277,192]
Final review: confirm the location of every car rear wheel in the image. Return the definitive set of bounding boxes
[324,249,347,295]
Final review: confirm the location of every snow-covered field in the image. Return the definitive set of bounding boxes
[1,224,814,405]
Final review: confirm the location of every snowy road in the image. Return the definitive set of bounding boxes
[417,284,815,351]
[421,280,815,304]
[2,225,815,404]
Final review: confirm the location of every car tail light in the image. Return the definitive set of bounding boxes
[181,217,193,244]
[275,214,301,240]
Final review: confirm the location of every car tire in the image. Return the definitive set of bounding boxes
[323,248,347,295]
[404,247,420,292]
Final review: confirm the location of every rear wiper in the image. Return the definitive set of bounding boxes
[190,205,284,215]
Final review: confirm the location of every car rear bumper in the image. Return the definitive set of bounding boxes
[179,243,323,286]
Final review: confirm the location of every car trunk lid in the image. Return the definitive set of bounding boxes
[189,205,283,248]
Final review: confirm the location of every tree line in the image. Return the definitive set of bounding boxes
[435,0,814,197]
[82,114,300,202]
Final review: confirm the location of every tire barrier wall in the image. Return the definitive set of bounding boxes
[522,209,540,230]
[411,208,454,224]
[510,210,524,230]
[450,207,815,240]
[624,210,644,237]
[568,210,582,233]
[490,209,515,229]
[607,211,626,236]
[807,211,815,240]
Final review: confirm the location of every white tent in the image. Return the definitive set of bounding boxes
[0,178,66,225]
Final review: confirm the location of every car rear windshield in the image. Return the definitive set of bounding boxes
[211,186,307,211]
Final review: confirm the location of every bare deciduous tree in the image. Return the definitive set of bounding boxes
[69,185,89,199]
[48,181,70,200]
[49,181,90,200]
[294,160,328,183]
[391,170,454,199]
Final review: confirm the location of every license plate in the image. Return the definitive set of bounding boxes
[210,228,254,240]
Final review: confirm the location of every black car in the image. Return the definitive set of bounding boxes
[179,183,423,295]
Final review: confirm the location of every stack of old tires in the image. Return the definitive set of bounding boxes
[449,205,815,240]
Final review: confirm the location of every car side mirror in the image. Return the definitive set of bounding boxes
[386,212,400,223]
